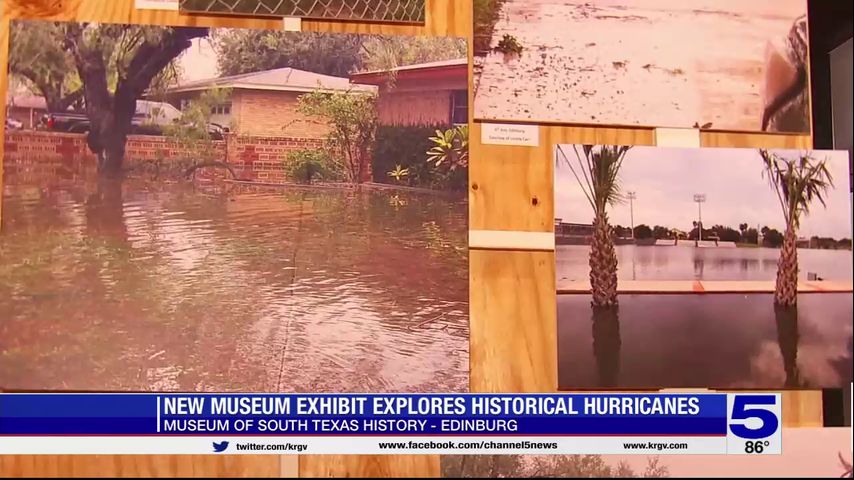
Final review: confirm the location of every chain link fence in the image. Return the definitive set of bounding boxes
[180,0,425,23]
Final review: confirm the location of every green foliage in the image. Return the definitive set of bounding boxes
[284,149,340,184]
[165,89,229,141]
[761,226,785,248]
[633,224,653,240]
[162,88,229,171]
[297,89,378,183]
[211,28,466,78]
[557,145,631,217]
[386,165,410,184]
[494,34,524,56]
[8,21,185,112]
[359,36,467,73]
[759,150,835,230]
[442,455,669,478]
[441,455,523,478]
[373,125,467,191]
[427,125,469,172]
[374,125,440,186]
[212,29,363,77]
[9,21,82,111]
[473,0,507,54]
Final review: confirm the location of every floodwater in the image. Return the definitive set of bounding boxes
[0,176,468,392]
[557,293,853,389]
[473,0,809,132]
[556,245,853,281]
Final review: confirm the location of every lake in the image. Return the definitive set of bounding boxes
[557,244,853,281]
[0,176,468,393]
[558,293,853,389]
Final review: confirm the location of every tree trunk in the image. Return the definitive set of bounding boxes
[589,212,618,307]
[774,303,800,387]
[66,25,208,177]
[87,106,133,177]
[775,225,799,307]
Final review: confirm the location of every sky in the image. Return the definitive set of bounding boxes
[177,38,219,82]
[554,145,853,239]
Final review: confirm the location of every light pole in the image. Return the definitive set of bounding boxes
[627,191,637,240]
[693,194,706,242]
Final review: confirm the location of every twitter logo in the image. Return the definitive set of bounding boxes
[212,441,229,453]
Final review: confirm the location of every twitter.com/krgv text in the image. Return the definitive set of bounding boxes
[211,441,308,453]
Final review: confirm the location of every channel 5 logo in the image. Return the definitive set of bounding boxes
[726,394,782,455]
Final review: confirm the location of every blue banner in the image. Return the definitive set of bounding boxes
[0,393,730,436]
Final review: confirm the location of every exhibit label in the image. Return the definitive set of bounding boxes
[480,123,540,147]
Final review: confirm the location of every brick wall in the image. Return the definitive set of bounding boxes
[232,90,330,138]
[1,130,365,184]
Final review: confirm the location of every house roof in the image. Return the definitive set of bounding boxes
[349,58,467,85]
[6,95,47,110]
[165,67,377,95]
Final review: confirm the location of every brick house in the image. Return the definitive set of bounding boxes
[348,58,468,126]
[151,67,377,137]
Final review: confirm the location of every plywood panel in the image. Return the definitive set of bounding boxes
[299,455,439,478]
[470,249,556,392]
[0,455,284,477]
[781,390,825,427]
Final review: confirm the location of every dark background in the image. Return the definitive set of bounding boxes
[808,0,853,193]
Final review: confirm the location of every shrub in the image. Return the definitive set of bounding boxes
[284,149,340,183]
[373,124,467,191]
[494,34,523,56]
[297,89,377,183]
[373,124,445,186]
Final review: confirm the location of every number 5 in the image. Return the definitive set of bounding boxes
[729,396,779,439]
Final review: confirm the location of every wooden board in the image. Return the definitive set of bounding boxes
[0,455,286,477]
[0,0,824,477]
[299,455,439,478]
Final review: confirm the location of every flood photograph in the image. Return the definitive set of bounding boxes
[473,0,810,133]
[442,428,853,477]
[179,0,426,23]
[554,145,852,389]
[1,20,469,393]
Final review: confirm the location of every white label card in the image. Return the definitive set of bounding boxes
[283,17,302,31]
[135,0,179,10]
[654,128,702,148]
[480,123,540,147]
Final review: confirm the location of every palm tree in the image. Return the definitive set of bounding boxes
[759,150,834,307]
[556,145,631,307]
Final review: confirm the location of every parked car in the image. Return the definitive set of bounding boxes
[5,117,23,130]
[40,100,228,140]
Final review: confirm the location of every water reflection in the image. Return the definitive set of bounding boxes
[556,245,853,281]
[558,293,852,389]
[775,304,800,388]
[0,177,468,392]
[591,305,621,388]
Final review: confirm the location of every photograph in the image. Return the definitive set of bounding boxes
[441,428,854,477]
[1,20,469,393]
[473,0,810,133]
[179,0,426,24]
[554,145,852,389]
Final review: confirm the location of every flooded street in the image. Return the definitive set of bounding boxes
[558,293,853,389]
[0,175,468,393]
[557,245,853,281]
[474,0,806,131]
